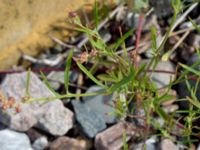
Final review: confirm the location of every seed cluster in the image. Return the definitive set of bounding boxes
[0,92,21,113]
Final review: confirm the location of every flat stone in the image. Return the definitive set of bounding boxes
[95,122,135,150]
[72,100,106,138]
[0,129,33,150]
[83,86,117,124]
[160,139,178,150]
[0,72,74,136]
[32,136,48,150]
[49,136,89,150]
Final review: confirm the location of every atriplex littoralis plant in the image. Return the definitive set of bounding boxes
[24,0,200,142]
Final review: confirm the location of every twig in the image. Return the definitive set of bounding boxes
[48,34,76,49]
[167,29,191,58]
[23,53,67,67]
[77,4,123,49]
[171,2,198,32]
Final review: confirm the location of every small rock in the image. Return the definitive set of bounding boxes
[130,136,157,150]
[49,136,89,150]
[0,129,33,150]
[48,71,78,90]
[0,72,74,136]
[145,136,157,150]
[162,104,178,114]
[95,122,135,150]
[32,136,48,150]
[160,138,178,150]
[72,100,106,138]
[83,86,117,124]
[141,60,176,89]
[188,33,200,49]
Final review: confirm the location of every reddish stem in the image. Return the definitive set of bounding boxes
[0,68,64,74]
[135,14,143,51]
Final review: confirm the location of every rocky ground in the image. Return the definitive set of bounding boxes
[0,0,200,150]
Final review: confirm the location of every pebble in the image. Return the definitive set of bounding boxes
[48,71,78,90]
[32,136,48,150]
[72,100,106,138]
[49,136,89,150]
[83,86,117,124]
[162,104,179,114]
[95,122,135,150]
[0,72,74,136]
[0,129,33,150]
[160,138,178,150]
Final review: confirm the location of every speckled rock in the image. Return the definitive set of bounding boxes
[0,72,74,136]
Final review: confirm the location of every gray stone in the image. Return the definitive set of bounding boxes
[0,72,74,136]
[130,137,157,150]
[83,86,117,124]
[0,129,33,150]
[32,136,48,150]
[141,60,176,89]
[72,100,106,138]
[48,71,78,90]
[95,122,135,150]
[160,139,178,150]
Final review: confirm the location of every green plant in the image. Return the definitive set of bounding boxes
[24,0,200,146]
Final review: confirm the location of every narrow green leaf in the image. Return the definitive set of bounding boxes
[76,61,107,89]
[40,71,60,97]
[123,131,129,150]
[151,26,157,52]
[64,49,73,93]
[179,63,200,77]
[25,68,31,96]
[108,69,134,93]
[114,29,134,51]
[97,74,117,82]
[156,107,168,120]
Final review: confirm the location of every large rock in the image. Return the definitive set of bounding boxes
[83,86,117,124]
[72,100,106,138]
[0,129,33,150]
[0,72,74,136]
